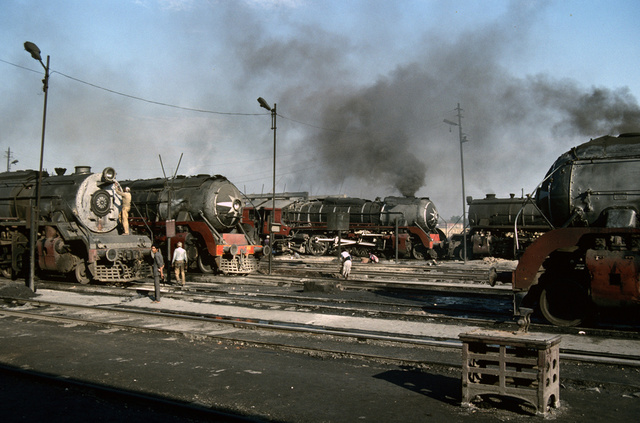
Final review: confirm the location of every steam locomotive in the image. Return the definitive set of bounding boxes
[449,193,548,260]
[501,133,640,326]
[124,174,264,274]
[0,166,152,283]
[244,194,445,259]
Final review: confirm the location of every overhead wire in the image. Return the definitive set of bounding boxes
[2,57,457,186]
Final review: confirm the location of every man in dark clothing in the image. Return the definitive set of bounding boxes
[151,245,164,302]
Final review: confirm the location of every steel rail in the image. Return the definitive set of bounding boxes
[2,296,639,368]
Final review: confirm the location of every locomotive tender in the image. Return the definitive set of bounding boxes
[0,166,152,283]
[244,194,444,259]
[124,174,264,274]
[506,133,640,326]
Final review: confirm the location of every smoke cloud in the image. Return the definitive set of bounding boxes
[230,3,640,215]
[3,2,639,219]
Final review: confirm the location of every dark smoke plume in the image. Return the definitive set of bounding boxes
[527,75,640,136]
[310,91,427,197]
[245,4,640,207]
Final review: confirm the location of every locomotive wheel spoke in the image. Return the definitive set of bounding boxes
[74,262,91,284]
[307,239,328,256]
[539,279,589,327]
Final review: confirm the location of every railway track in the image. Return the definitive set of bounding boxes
[260,257,500,285]
[36,278,514,325]
[2,276,640,367]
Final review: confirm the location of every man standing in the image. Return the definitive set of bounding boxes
[151,245,164,303]
[114,182,132,235]
[172,242,187,286]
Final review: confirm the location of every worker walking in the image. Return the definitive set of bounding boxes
[172,242,187,286]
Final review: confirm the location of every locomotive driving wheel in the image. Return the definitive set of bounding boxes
[197,253,214,274]
[539,278,591,327]
[1,266,12,279]
[412,244,427,260]
[306,237,328,256]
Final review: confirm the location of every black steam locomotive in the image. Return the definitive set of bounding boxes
[124,174,264,275]
[504,133,640,326]
[451,193,549,260]
[0,166,152,283]
[244,194,445,259]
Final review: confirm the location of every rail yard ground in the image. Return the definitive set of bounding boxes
[1,256,639,422]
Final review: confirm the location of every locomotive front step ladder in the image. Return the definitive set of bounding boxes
[459,329,561,416]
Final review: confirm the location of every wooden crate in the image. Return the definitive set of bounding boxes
[459,329,561,416]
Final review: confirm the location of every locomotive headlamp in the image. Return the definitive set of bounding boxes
[102,167,116,183]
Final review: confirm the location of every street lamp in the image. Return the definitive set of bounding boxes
[443,103,468,263]
[257,97,276,275]
[24,41,50,291]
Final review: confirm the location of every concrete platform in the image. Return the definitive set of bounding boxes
[1,280,640,421]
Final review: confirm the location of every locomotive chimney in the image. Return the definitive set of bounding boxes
[54,168,66,176]
[74,166,91,175]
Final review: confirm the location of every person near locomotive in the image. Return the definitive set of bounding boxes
[172,242,187,286]
[114,182,132,235]
[340,249,352,279]
[151,245,164,302]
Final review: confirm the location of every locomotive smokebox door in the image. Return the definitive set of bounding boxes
[328,212,349,231]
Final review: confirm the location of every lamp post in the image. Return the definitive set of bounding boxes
[24,41,49,291]
[257,97,276,275]
[443,103,468,263]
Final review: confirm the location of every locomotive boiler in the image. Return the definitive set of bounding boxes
[124,174,263,274]
[505,133,640,326]
[455,193,549,259]
[0,166,152,283]
[247,194,444,259]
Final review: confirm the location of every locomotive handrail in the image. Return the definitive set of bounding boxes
[198,210,224,245]
[236,221,258,245]
[513,195,554,253]
[130,199,154,240]
[513,170,559,253]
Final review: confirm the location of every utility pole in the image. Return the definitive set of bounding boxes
[159,153,183,286]
[5,147,18,171]
[444,103,469,263]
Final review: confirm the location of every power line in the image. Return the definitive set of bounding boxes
[54,71,264,116]
[3,56,461,145]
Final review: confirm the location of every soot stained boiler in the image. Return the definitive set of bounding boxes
[125,174,264,275]
[0,166,152,283]
[498,133,640,326]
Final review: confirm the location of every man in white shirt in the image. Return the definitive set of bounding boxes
[172,242,188,286]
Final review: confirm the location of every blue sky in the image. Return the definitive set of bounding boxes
[1,0,639,219]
